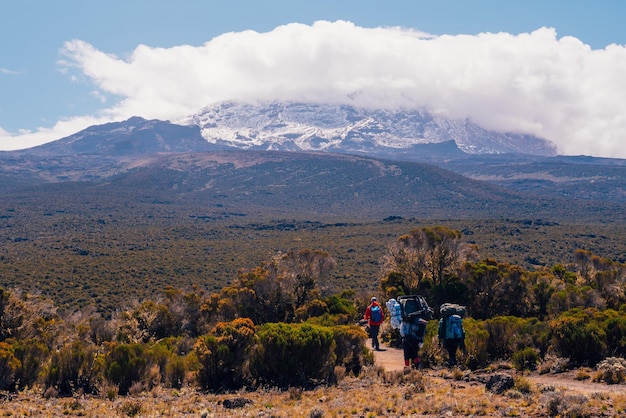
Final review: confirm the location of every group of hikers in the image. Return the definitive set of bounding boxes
[364,296,466,371]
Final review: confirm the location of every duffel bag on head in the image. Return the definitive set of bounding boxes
[398,295,433,321]
[439,302,466,318]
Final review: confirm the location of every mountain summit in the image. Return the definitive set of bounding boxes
[180,101,557,157]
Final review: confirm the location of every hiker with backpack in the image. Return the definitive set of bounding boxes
[364,296,385,351]
[401,317,428,371]
[438,303,467,367]
[390,295,434,370]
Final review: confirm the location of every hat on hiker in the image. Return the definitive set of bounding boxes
[371,297,377,301]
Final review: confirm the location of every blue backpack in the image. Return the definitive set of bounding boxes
[370,305,383,323]
[445,314,464,340]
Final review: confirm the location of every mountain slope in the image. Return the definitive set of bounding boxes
[436,153,626,204]
[60,150,618,222]
[0,117,223,182]
[13,116,215,157]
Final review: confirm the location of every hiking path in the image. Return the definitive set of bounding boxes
[371,344,626,395]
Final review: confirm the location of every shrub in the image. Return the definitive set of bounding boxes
[294,299,328,322]
[513,375,533,394]
[602,315,626,357]
[248,322,336,388]
[44,341,101,396]
[594,357,626,384]
[551,309,606,366]
[194,317,256,392]
[323,294,357,317]
[118,400,144,417]
[165,355,186,389]
[89,316,116,344]
[484,316,550,360]
[133,301,178,341]
[459,318,490,369]
[331,325,370,376]
[543,392,591,418]
[104,343,149,395]
[575,368,591,381]
[0,288,58,344]
[0,341,20,391]
[12,338,49,389]
[512,347,540,371]
[149,337,189,388]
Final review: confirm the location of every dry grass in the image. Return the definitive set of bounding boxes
[2,367,626,417]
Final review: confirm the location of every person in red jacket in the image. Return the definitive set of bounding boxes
[364,296,385,351]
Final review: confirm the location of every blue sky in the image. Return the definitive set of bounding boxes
[1,0,625,157]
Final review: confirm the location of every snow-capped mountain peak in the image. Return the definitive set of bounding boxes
[178,101,556,156]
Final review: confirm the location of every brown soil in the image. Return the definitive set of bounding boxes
[372,345,407,372]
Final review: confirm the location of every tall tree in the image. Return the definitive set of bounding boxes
[381,226,476,295]
[381,229,429,294]
[219,249,336,324]
[273,249,336,309]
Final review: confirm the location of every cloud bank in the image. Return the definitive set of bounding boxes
[3,20,626,157]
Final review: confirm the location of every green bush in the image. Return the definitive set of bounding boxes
[104,343,149,395]
[551,309,607,366]
[323,294,357,317]
[453,318,489,370]
[603,314,626,357]
[0,341,20,391]
[12,338,49,389]
[331,325,370,376]
[44,341,101,396]
[133,301,178,341]
[484,316,551,360]
[512,347,539,371]
[149,337,188,388]
[294,299,328,322]
[248,322,336,388]
[194,318,256,392]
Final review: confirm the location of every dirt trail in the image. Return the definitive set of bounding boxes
[372,345,406,372]
[371,345,626,395]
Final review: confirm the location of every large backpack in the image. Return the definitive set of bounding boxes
[370,304,383,323]
[439,303,466,319]
[386,298,403,329]
[404,317,428,341]
[397,295,433,322]
[445,314,464,340]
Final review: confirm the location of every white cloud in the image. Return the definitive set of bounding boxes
[2,20,626,157]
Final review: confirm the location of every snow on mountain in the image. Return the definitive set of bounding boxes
[179,101,557,156]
